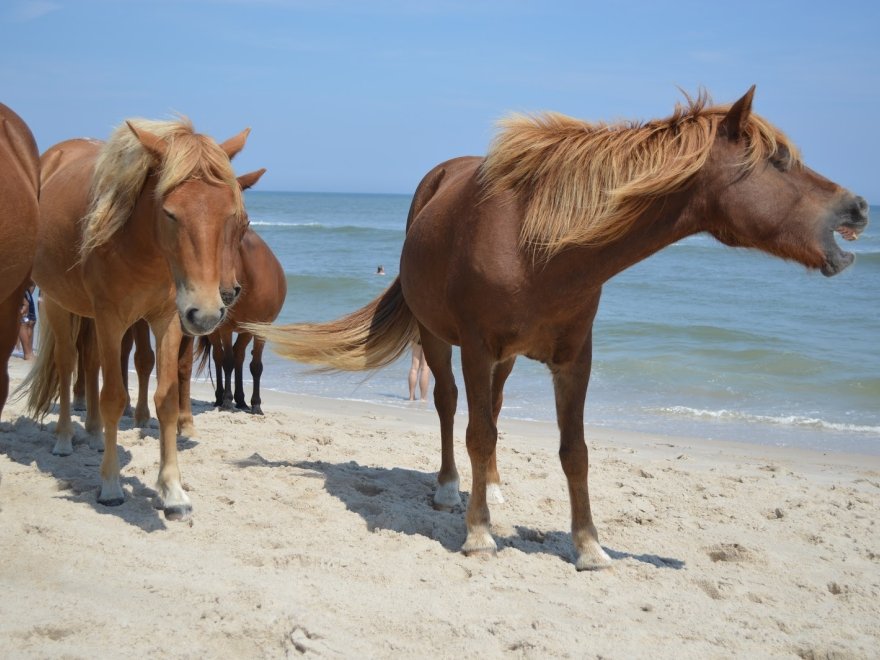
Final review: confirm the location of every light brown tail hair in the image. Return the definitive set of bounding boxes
[242,277,418,372]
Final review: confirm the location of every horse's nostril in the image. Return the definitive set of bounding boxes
[856,196,869,215]
[186,308,199,325]
[234,285,242,297]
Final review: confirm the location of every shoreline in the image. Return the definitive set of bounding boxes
[2,356,879,656]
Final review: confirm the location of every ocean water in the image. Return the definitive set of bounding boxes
[244,191,880,455]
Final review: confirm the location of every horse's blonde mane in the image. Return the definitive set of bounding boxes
[479,91,802,259]
[80,117,243,258]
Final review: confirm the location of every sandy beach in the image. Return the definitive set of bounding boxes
[1,356,878,658]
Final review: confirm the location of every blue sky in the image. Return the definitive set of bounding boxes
[2,0,878,201]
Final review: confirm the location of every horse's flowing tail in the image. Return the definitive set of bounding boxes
[16,311,82,419]
[243,277,419,372]
[194,335,213,377]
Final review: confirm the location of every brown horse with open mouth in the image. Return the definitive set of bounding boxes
[249,87,868,569]
[23,117,264,520]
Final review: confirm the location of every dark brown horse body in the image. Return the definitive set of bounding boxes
[201,228,287,414]
[252,89,868,569]
[0,104,40,419]
[25,119,264,519]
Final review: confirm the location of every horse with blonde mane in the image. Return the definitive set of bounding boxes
[249,88,869,570]
[0,103,40,420]
[112,229,286,425]
[24,117,264,520]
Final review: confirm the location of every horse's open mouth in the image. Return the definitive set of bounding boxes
[821,225,864,276]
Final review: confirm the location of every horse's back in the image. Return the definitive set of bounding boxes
[400,155,525,345]
[0,103,40,301]
[33,139,102,316]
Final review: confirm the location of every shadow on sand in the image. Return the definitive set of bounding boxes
[234,454,684,569]
[0,404,204,532]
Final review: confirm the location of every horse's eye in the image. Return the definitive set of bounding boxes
[164,208,177,222]
[771,145,791,171]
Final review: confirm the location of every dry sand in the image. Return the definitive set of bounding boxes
[1,357,878,658]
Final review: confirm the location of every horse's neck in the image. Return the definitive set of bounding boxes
[556,192,702,284]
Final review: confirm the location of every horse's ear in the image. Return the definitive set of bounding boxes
[237,168,266,191]
[220,128,251,159]
[126,121,167,161]
[720,85,756,141]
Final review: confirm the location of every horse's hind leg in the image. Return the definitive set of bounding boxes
[79,319,104,451]
[420,325,460,510]
[120,324,135,417]
[459,337,499,555]
[177,335,196,437]
[45,300,77,456]
[248,337,266,415]
[132,319,154,427]
[93,316,129,505]
[486,357,515,505]
[0,283,26,419]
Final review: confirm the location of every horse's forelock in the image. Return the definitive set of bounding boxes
[154,131,243,217]
[480,92,801,260]
[80,118,243,259]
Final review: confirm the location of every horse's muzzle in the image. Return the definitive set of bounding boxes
[181,305,226,336]
[822,194,869,277]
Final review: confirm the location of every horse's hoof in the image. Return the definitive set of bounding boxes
[134,417,150,429]
[123,405,134,417]
[235,401,250,411]
[98,496,125,507]
[433,481,462,511]
[177,423,197,438]
[250,406,264,416]
[462,529,497,556]
[164,504,192,521]
[52,438,74,456]
[575,545,613,571]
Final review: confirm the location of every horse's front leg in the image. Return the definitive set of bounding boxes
[232,332,252,411]
[132,318,154,427]
[151,316,191,520]
[486,357,515,505]
[459,339,498,555]
[94,316,128,504]
[551,335,612,571]
[220,329,235,410]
